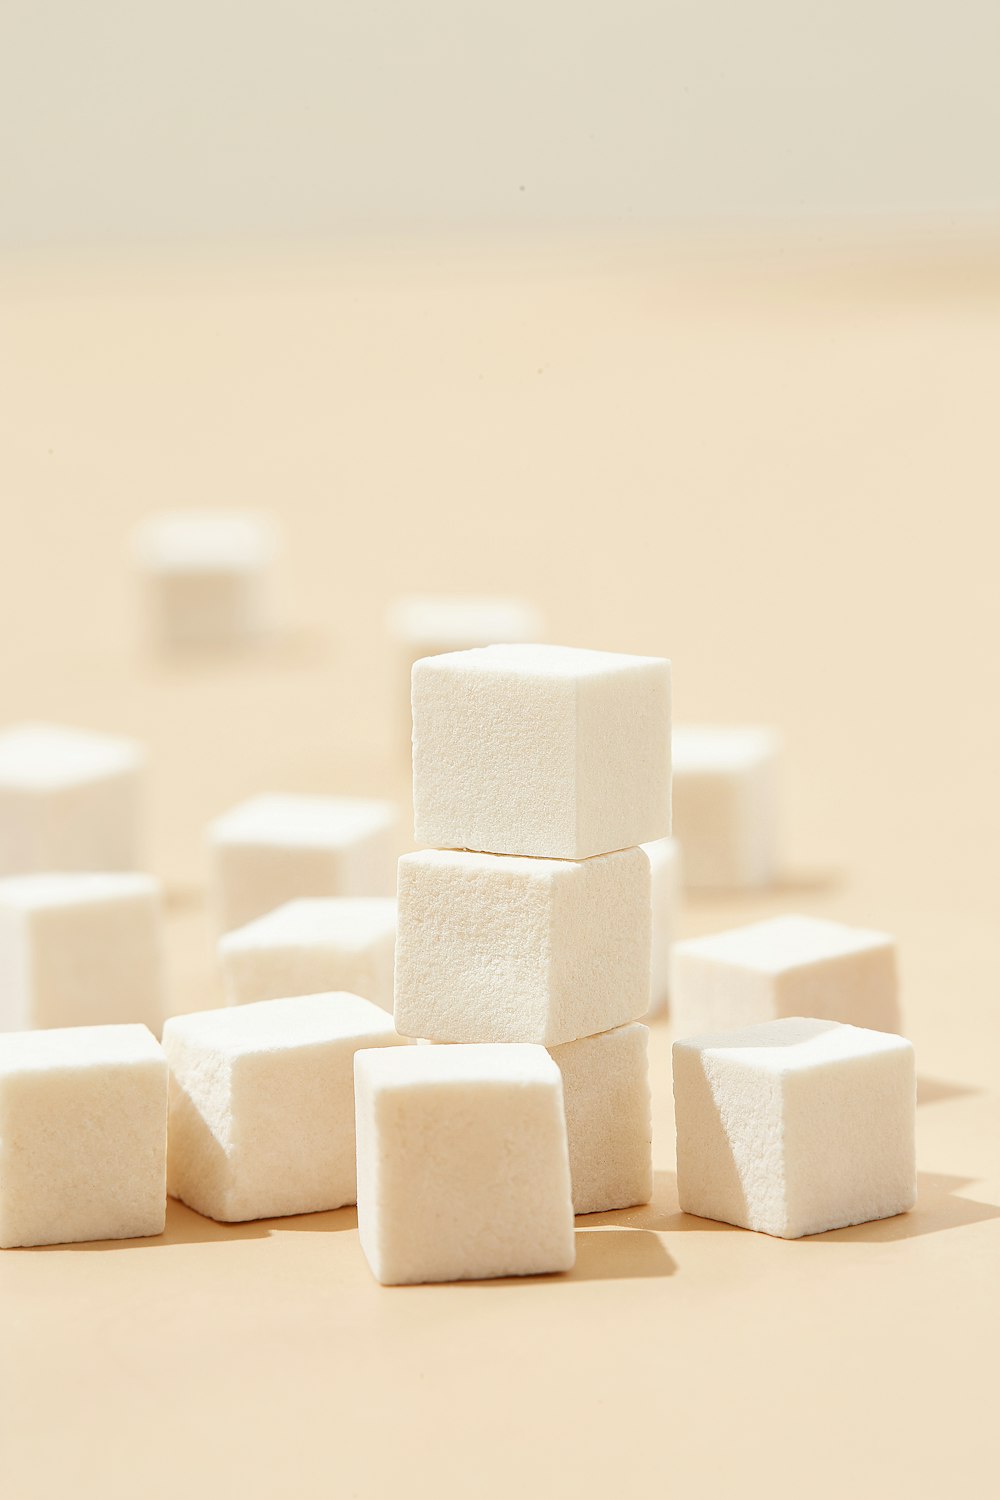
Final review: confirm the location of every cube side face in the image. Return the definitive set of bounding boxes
[0,789,41,878]
[644,838,681,1016]
[412,660,578,859]
[165,1036,239,1222]
[222,942,374,1009]
[149,568,270,650]
[550,1023,652,1215]
[670,950,777,1039]
[211,842,343,934]
[774,944,900,1034]
[671,769,750,889]
[28,894,165,1033]
[393,856,553,1043]
[781,1044,916,1238]
[0,1058,167,1249]
[548,849,651,1046]
[0,908,31,1030]
[39,775,141,874]
[575,661,671,858]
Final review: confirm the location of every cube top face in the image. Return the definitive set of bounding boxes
[0,722,141,791]
[675,1015,912,1077]
[675,914,893,979]
[134,511,276,574]
[210,794,396,851]
[0,871,158,913]
[672,725,780,775]
[221,897,396,954]
[163,992,398,1059]
[399,847,568,886]
[0,1022,163,1078]
[387,595,544,649]
[356,1040,558,1093]
[412,644,670,860]
[641,836,681,878]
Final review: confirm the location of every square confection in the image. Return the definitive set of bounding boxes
[134,511,278,649]
[671,914,900,1039]
[671,725,780,889]
[673,1016,916,1238]
[412,644,671,860]
[219,897,396,1011]
[394,846,650,1045]
[163,993,407,1222]
[355,1043,575,1285]
[0,1023,167,1248]
[548,1023,653,1214]
[0,873,165,1034]
[208,793,398,932]
[0,721,143,876]
[641,836,682,1016]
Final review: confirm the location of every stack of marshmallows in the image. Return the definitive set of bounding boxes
[356,643,672,1285]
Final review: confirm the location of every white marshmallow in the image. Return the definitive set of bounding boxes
[673,1016,916,1238]
[134,510,277,649]
[642,836,682,1015]
[548,1023,653,1214]
[0,721,143,876]
[163,992,407,1223]
[208,793,398,932]
[672,725,780,888]
[394,846,651,1046]
[0,1023,167,1248]
[219,897,396,1011]
[0,873,165,1034]
[671,914,900,1038]
[412,643,671,860]
[354,1043,575,1284]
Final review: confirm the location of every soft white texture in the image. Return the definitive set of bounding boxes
[671,914,900,1038]
[208,793,398,932]
[0,873,166,1034]
[548,1023,653,1214]
[394,846,651,1045]
[163,992,407,1222]
[411,643,671,860]
[354,1043,575,1285]
[0,721,143,876]
[0,1023,167,1248]
[641,836,682,1015]
[673,1016,916,1238]
[671,725,780,889]
[220,897,397,1010]
[133,511,278,648]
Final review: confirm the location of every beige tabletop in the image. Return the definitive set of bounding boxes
[1,237,998,1498]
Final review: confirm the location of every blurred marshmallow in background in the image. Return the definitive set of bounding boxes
[134,512,279,651]
[671,726,781,891]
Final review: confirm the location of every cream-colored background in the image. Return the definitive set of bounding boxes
[1,240,998,1495]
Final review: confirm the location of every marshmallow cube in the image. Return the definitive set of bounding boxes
[209,793,398,932]
[394,846,651,1045]
[220,897,396,1011]
[672,914,900,1039]
[671,726,780,889]
[549,1023,653,1214]
[134,511,277,649]
[673,1016,916,1238]
[0,722,143,876]
[0,1024,167,1248]
[412,644,671,860]
[642,836,682,1016]
[163,993,407,1222]
[355,1043,575,1285]
[0,873,165,1034]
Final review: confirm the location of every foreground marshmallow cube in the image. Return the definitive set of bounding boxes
[394,846,651,1045]
[355,1043,575,1284]
[220,897,396,1011]
[672,914,900,1039]
[412,644,671,860]
[0,721,143,876]
[672,725,780,889]
[0,1024,167,1248]
[164,993,407,1222]
[0,873,165,1034]
[642,836,682,1016]
[673,1016,916,1238]
[134,511,277,649]
[209,793,398,932]
[549,1023,653,1214]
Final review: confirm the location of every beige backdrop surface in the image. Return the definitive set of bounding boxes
[1,238,998,1497]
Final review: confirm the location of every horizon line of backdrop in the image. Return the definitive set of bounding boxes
[2,0,1000,248]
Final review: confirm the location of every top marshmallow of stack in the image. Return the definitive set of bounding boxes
[412,643,671,860]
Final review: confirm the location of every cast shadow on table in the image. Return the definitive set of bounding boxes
[455,1228,677,1288]
[682,867,844,907]
[916,1075,980,1107]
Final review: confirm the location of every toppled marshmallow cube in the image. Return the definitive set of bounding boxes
[220,897,396,1011]
[671,725,780,889]
[0,721,143,876]
[134,511,278,649]
[671,914,900,1039]
[0,873,166,1034]
[549,1022,652,1214]
[394,846,651,1045]
[642,836,682,1016]
[673,1016,916,1238]
[412,644,671,860]
[163,992,407,1222]
[355,1043,575,1284]
[0,1023,167,1248]
[208,793,398,932]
